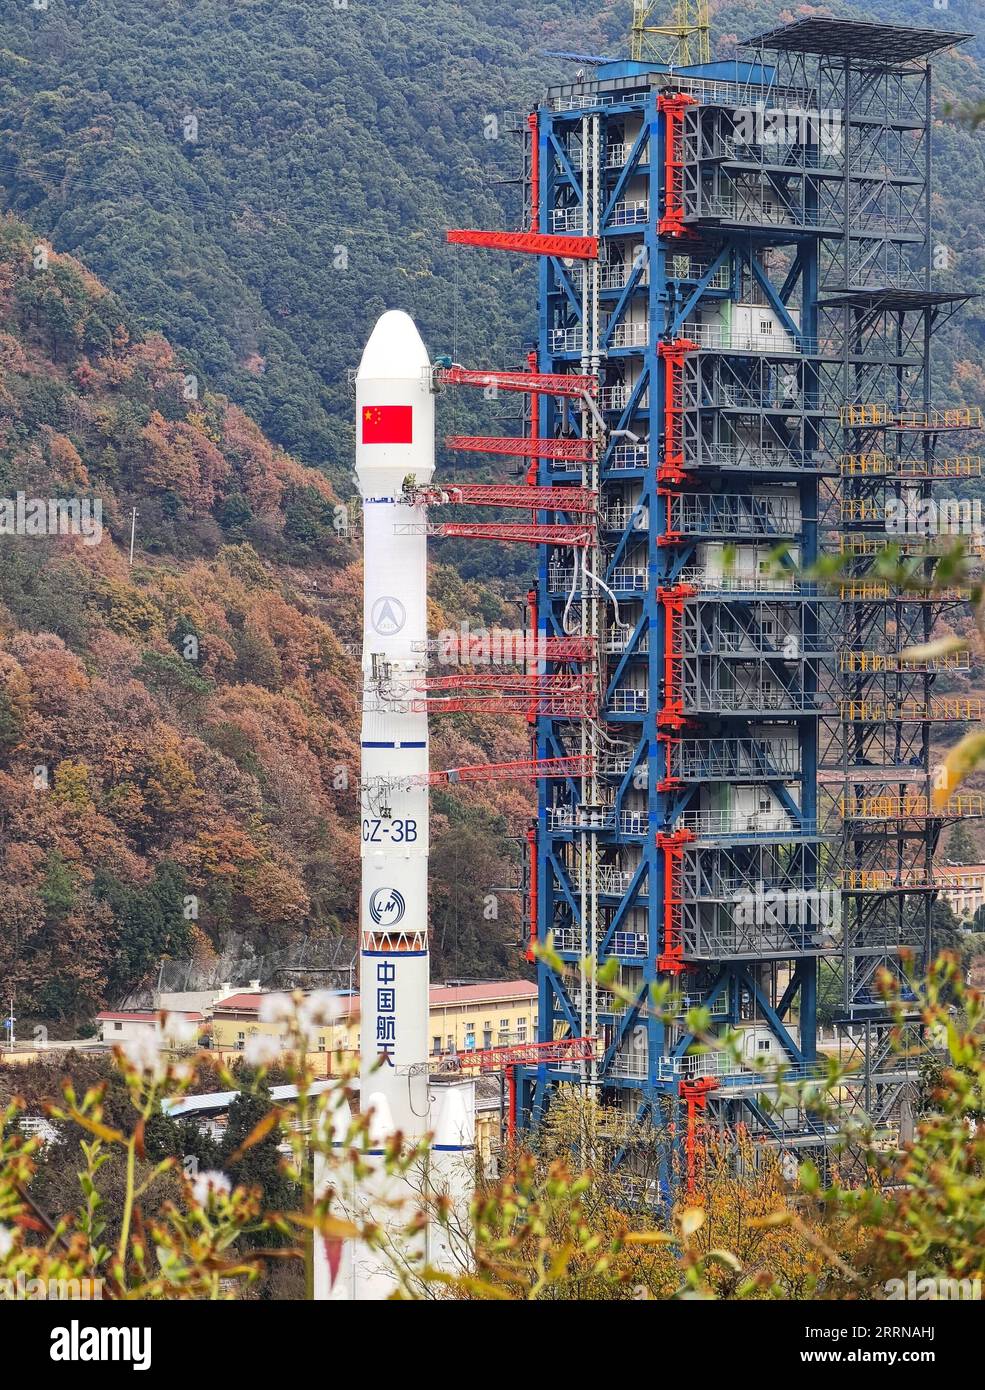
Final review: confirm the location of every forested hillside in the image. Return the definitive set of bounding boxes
[0,1,983,456]
[2,0,985,1018]
[2,0,985,584]
[0,217,525,1022]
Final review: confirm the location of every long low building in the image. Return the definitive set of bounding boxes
[163,1074,506,1174]
[936,865,985,923]
[81,979,539,1080]
[209,980,539,1061]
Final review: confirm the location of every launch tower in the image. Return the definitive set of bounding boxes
[442,15,985,1191]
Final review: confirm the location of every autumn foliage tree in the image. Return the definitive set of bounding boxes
[0,216,527,1022]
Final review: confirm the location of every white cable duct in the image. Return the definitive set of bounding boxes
[562,545,581,635]
[588,112,600,1086]
[581,563,629,630]
[578,115,590,1078]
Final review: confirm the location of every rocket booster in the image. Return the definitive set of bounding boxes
[356,310,433,1141]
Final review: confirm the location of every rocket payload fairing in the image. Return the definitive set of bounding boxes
[356,309,434,1143]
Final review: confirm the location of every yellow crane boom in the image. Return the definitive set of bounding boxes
[630,0,712,66]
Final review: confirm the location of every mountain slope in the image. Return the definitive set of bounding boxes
[3,0,985,596]
[0,216,525,1021]
[3,0,985,1014]
[1,1,984,482]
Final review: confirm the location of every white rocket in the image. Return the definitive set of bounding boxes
[352,310,434,1299]
[313,309,474,1302]
[356,309,433,1139]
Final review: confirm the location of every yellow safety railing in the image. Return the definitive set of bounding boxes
[839,454,985,477]
[839,698,984,721]
[839,452,889,474]
[840,582,889,599]
[840,404,892,427]
[839,499,884,521]
[839,651,890,673]
[840,793,985,820]
[841,584,974,601]
[839,405,984,431]
[838,869,935,890]
[898,698,983,720]
[839,535,985,557]
[903,587,975,601]
[896,407,984,431]
[900,455,984,477]
[839,649,970,673]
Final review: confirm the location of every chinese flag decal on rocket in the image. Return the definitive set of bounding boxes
[362,404,413,444]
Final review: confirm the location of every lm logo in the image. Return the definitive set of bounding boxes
[369,888,406,927]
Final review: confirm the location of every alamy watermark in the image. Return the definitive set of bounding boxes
[884,495,984,537]
[885,1273,981,1301]
[437,621,544,667]
[733,882,841,934]
[1,1272,105,1300]
[0,493,103,546]
[50,1320,150,1371]
[732,103,844,154]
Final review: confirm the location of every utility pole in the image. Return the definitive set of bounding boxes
[129,507,138,566]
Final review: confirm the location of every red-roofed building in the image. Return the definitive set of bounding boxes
[95,1010,205,1046]
[937,864,985,922]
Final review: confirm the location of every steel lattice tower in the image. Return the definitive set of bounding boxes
[505,15,979,1192]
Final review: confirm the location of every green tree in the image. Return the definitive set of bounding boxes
[95,862,193,996]
[219,1077,299,1260]
[283,485,337,555]
[0,687,24,752]
[135,648,213,705]
[40,850,75,922]
[815,960,844,1028]
[944,821,980,865]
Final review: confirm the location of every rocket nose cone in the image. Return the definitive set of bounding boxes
[365,1090,396,1147]
[357,309,430,382]
[313,1095,352,1148]
[432,1086,472,1147]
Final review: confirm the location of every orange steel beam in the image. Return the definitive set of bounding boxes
[656,828,694,975]
[451,1036,597,1138]
[528,113,539,233]
[655,485,683,545]
[421,672,593,692]
[680,1077,717,1195]
[424,483,597,512]
[445,434,595,460]
[413,694,596,716]
[657,340,697,485]
[656,583,694,731]
[435,632,594,663]
[527,584,539,727]
[435,521,593,546]
[420,755,593,787]
[658,93,697,238]
[447,229,598,259]
[437,367,597,398]
[526,825,537,963]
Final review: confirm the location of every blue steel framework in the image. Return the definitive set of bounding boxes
[512,17,978,1185]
